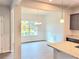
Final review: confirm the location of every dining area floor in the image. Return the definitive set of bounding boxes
[21,41,54,59]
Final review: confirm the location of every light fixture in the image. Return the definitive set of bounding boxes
[60,18,64,23]
[60,0,64,23]
[49,0,52,2]
[35,22,42,25]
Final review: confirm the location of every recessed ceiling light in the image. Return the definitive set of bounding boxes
[49,0,52,2]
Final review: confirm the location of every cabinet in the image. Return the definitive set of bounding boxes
[54,49,78,59]
[0,8,11,53]
[0,18,2,53]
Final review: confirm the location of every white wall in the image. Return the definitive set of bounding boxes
[45,11,65,43]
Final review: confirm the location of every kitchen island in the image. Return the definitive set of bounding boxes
[48,41,79,59]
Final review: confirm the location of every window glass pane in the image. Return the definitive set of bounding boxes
[21,20,30,36]
[30,22,35,28]
[21,20,38,36]
[30,28,38,36]
[30,28,33,33]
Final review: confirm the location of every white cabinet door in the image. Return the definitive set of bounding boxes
[0,8,10,54]
[0,17,2,53]
[0,38,1,53]
[1,16,10,53]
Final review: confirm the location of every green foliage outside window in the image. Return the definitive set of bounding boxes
[21,20,38,36]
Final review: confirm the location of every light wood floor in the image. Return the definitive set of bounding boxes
[21,41,54,59]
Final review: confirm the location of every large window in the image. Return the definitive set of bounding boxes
[21,20,38,36]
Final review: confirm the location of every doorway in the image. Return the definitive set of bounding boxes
[21,6,64,59]
[21,7,54,59]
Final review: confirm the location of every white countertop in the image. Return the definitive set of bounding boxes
[48,41,79,59]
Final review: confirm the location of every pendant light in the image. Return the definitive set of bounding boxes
[60,0,64,23]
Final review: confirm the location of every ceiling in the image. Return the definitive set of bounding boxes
[0,0,79,8]
[33,0,79,8]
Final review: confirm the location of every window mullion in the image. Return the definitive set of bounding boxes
[29,22,30,36]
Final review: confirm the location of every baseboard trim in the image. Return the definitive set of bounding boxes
[22,40,46,44]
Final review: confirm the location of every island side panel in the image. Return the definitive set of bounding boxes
[54,48,78,59]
